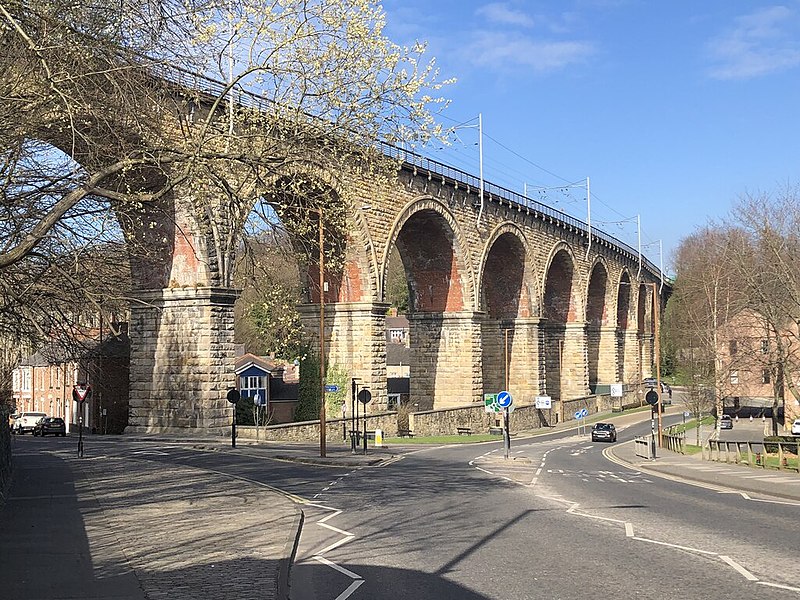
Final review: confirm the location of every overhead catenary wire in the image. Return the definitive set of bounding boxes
[431,113,663,274]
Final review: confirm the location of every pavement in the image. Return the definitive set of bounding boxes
[2,416,799,600]
[608,435,800,502]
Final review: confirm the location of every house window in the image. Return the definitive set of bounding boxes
[240,375,264,390]
[729,340,738,355]
[761,339,769,354]
[389,328,405,344]
[730,370,739,384]
[762,369,771,384]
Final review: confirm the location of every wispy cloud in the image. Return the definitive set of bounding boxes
[476,2,535,28]
[707,6,800,80]
[466,31,594,73]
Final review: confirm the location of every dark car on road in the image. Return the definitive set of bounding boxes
[591,422,617,443]
[33,417,66,437]
[719,415,733,430]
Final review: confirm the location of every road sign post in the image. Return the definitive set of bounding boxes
[498,391,513,459]
[227,388,240,448]
[72,384,92,457]
[574,407,589,435]
[358,388,371,454]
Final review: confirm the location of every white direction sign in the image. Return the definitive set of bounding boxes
[610,384,623,398]
[535,395,552,409]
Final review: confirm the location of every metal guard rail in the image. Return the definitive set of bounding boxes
[149,61,662,280]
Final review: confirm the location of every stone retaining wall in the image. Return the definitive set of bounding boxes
[234,390,644,443]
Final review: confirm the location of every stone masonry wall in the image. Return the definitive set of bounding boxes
[298,302,389,407]
[235,390,643,443]
[410,312,483,409]
[128,287,238,433]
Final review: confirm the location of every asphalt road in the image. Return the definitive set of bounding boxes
[288,414,800,600]
[28,416,799,600]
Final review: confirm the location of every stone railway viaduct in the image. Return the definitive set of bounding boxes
[33,67,664,433]
[125,142,664,433]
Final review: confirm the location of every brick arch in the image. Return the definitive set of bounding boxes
[637,283,649,335]
[255,171,378,304]
[477,223,539,319]
[542,243,581,324]
[615,269,633,330]
[585,258,610,327]
[381,197,476,312]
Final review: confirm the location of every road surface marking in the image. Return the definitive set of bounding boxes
[316,535,355,556]
[625,523,634,537]
[313,555,362,579]
[756,581,800,593]
[720,556,758,581]
[630,535,718,556]
[376,456,404,467]
[333,580,365,600]
[317,522,353,536]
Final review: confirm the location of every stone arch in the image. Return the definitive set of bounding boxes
[542,243,580,323]
[616,270,633,330]
[637,283,651,380]
[541,243,587,401]
[477,222,537,319]
[637,283,649,335]
[381,196,477,313]
[380,196,480,410]
[585,259,611,390]
[477,222,542,400]
[585,258,610,327]
[254,167,378,305]
[615,269,636,382]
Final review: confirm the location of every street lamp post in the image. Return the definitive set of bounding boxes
[317,207,327,458]
[650,282,664,448]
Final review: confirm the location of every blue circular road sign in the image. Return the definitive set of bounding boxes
[497,391,513,408]
[574,410,582,420]
[579,408,589,418]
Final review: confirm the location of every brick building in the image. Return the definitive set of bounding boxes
[12,325,130,434]
[716,309,800,427]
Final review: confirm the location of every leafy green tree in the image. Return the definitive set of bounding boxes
[294,353,321,422]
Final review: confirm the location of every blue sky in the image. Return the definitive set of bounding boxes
[382,0,800,276]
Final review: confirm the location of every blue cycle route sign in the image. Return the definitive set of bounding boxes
[324,384,339,393]
[497,391,513,408]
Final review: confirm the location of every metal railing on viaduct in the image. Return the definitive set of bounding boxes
[152,62,661,279]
